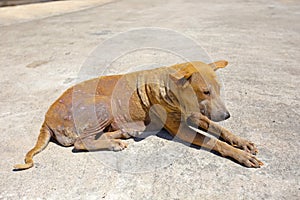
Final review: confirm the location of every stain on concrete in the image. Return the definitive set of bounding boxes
[26,60,49,68]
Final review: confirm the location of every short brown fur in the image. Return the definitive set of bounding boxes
[14,60,263,170]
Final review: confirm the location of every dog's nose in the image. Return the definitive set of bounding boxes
[224,111,230,120]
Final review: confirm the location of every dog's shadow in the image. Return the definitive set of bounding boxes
[133,129,213,152]
[133,129,174,142]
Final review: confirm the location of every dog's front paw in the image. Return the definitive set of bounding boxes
[237,139,258,155]
[236,150,264,168]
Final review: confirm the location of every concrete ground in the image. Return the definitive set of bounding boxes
[0,0,299,199]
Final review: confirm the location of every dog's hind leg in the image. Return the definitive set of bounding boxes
[98,130,132,140]
[74,138,128,151]
[74,133,128,152]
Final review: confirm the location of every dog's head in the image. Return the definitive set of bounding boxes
[170,60,230,122]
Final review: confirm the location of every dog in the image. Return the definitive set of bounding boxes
[14,60,263,170]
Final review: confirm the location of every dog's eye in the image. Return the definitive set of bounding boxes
[203,90,210,95]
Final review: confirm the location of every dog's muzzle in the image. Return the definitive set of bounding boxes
[211,111,230,122]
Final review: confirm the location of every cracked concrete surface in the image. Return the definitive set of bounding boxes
[0,0,299,199]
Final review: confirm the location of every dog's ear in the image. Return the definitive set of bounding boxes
[208,60,228,71]
[169,67,194,87]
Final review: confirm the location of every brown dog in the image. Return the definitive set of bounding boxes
[14,60,263,170]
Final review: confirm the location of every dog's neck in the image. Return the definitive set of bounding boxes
[134,67,182,112]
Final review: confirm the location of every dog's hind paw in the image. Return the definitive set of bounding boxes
[109,139,128,151]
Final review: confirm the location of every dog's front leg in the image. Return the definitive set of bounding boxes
[187,112,258,155]
[165,121,263,168]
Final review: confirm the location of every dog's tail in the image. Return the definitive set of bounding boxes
[13,122,51,170]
